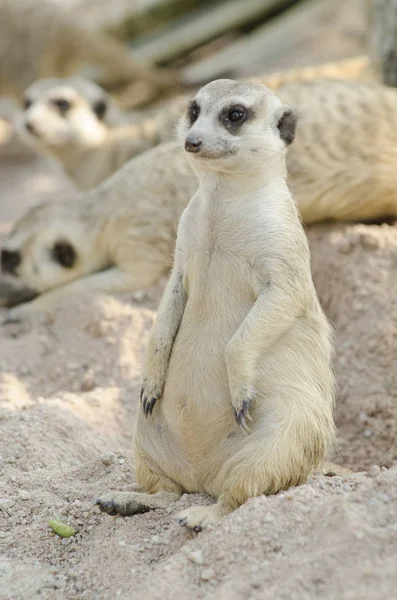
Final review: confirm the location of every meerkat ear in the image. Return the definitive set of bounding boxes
[92,99,108,121]
[276,106,297,146]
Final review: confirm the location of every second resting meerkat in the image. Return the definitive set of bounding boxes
[3,78,397,319]
[95,79,336,530]
[16,77,182,190]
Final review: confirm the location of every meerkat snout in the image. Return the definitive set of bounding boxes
[25,121,39,137]
[1,249,21,275]
[185,135,202,153]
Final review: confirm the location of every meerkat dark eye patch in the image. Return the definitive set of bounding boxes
[23,98,32,110]
[277,108,297,145]
[220,105,250,132]
[52,98,72,114]
[52,241,76,269]
[92,99,108,120]
[188,101,200,125]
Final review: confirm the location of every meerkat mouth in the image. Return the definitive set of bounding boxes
[0,275,39,308]
[192,148,238,160]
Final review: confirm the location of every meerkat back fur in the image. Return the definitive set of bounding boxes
[96,79,336,530]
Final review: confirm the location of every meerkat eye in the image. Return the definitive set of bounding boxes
[228,106,246,123]
[92,99,107,121]
[52,240,76,269]
[23,98,32,110]
[188,102,200,124]
[52,98,72,114]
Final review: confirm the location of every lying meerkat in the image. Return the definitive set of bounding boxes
[96,79,336,530]
[17,77,185,190]
[0,141,196,319]
[0,0,176,99]
[3,77,397,320]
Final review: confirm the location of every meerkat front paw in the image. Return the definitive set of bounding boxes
[140,374,165,415]
[230,385,254,433]
[1,305,27,325]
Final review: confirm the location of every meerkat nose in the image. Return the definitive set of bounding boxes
[25,121,38,136]
[1,249,21,275]
[185,136,203,153]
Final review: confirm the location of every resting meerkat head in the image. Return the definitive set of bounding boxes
[16,77,112,153]
[179,78,297,175]
[1,200,104,294]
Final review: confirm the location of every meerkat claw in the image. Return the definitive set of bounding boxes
[178,516,202,533]
[235,399,253,433]
[236,411,251,433]
[141,391,159,416]
[95,498,118,516]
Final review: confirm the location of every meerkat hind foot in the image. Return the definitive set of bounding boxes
[96,490,181,517]
[177,503,226,532]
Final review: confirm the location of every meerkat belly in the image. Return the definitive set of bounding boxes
[151,250,257,491]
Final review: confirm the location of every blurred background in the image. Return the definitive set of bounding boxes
[0,0,368,224]
[57,0,367,81]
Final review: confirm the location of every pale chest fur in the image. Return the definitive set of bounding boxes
[179,188,278,302]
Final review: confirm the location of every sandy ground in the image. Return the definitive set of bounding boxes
[1,148,397,599]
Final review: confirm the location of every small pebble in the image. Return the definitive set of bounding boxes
[81,370,95,392]
[188,550,204,565]
[263,513,275,523]
[100,452,117,466]
[131,290,147,302]
[0,499,15,511]
[150,535,161,544]
[19,490,30,500]
[368,465,381,478]
[201,568,214,581]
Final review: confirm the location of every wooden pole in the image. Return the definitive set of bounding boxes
[368,0,397,86]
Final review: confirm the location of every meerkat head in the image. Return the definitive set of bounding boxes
[16,77,111,153]
[1,200,104,295]
[179,78,297,174]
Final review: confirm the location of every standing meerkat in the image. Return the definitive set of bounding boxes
[17,77,181,190]
[0,0,177,99]
[96,79,336,530]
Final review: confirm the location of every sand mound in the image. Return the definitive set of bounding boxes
[1,223,396,599]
